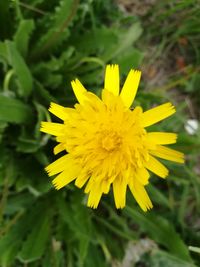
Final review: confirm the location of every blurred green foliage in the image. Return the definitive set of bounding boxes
[0,0,200,266]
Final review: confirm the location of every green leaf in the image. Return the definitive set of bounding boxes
[34,102,49,140]
[0,200,49,266]
[84,245,108,267]
[18,206,51,263]
[15,156,51,193]
[71,27,118,57]
[149,250,197,267]
[0,121,8,143]
[31,0,75,58]
[14,19,35,58]
[0,1,12,39]
[0,41,8,68]
[102,22,143,61]
[148,184,171,208]
[16,137,40,153]
[0,94,33,124]
[5,192,35,215]
[116,49,144,74]
[34,80,57,104]
[6,41,33,97]
[124,206,192,262]
[113,22,143,58]
[0,213,26,266]
[57,193,91,264]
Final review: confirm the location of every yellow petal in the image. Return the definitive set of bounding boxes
[129,178,153,212]
[104,64,120,96]
[40,122,64,136]
[120,69,141,108]
[52,164,80,190]
[87,183,103,209]
[71,79,88,104]
[53,143,65,155]
[101,179,111,194]
[145,155,169,178]
[147,132,177,145]
[101,89,113,107]
[49,102,69,120]
[150,145,184,163]
[45,154,76,176]
[135,168,150,185]
[141,102,175,127]
[113,177,127,209]
[75,171,90,188]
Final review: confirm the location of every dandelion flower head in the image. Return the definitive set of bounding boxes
[41,65,184,211]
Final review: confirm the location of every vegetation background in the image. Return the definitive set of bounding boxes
[0,0,200,266]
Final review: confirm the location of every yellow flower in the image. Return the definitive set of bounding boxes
[40,64,184,211]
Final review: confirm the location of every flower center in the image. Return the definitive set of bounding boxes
[101,131,122,152]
